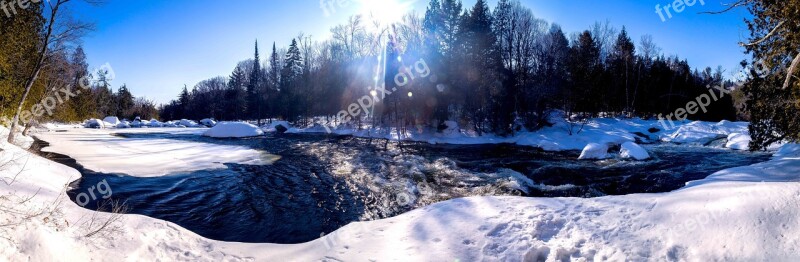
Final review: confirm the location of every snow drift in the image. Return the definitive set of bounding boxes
[203,122,264,138]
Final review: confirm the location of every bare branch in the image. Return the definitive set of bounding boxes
[783,53,800,89]
[699,0,750,14]
[740,21,785,47]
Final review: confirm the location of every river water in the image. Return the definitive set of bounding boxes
[32,132,771,244]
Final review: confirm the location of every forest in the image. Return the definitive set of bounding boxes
[158,0,743,136]
[1,0,796,149]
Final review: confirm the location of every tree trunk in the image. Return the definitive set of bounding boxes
[7,2,62,144]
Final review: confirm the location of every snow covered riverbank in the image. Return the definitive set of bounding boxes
[1,121,799,261]
[286,118,758,152]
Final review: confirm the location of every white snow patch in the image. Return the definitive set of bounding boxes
[203,122,263,138]
[726,133,752,151]
[620,142,650,160]
[102,116,120,125]
[578,143,610,160]
[36,128,276,177]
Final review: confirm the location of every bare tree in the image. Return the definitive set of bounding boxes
[7,0,94,144]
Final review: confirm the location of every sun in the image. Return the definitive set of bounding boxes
[356,0,416,25]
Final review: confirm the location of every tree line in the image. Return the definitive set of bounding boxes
[162,0,740,135]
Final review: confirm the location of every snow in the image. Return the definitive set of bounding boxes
[84,119,105,129]
[2,120,799,261]
[200,118,216,127]
[148,119,163,127]
[203,122,263,138]
[578,143,610,160]
[662,121,749,145]
[178,119,202,128]
[620,141,651,160]
[262,121,291,133]
[0,125,33,149]
[102,116,120,125]
[36,128,277,177]
[726,133,752,151]
[116,121,131,128]
[285,117,670,151]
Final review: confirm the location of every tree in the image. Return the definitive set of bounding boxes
[281,38,303,122]
[7,0,92,144]
[178,85,190,119]
[736,0,800,150]
[226,63,248,120]
[116,85,134,118]
[609,27,636,113]
[247,40,263,123]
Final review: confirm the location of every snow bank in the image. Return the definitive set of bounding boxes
[84,119,105,129]
[263,121,291,133]
[0,125,33,149]
[578,143,610,160]
[179,119,202,128]
[4,126,800,261]
[116,121,131,128]
[203,122,263,138]
[725,133,752,151]
[200,118,217,127]
[148,119,163,127]
[36,128,276,177]
[620,142,650,160]
[663,121,748,145]
[102,116,120,125]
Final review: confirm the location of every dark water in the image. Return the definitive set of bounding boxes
[32,132,771,244]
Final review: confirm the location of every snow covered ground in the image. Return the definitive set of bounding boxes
[1,120,799,261]
[36,128,277,177]
[287,117,755,152]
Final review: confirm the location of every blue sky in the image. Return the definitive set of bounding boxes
[70,0,752,104]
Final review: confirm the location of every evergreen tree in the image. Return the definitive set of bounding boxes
[116,85,134,118]
[247,40,263,123]
[741,0,800,150]
[226,64,248,120]
[280,39,303,121]
[609,27,636,113]
[178,85,190,119]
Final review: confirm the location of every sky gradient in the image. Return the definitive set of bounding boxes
[70,0,753,104]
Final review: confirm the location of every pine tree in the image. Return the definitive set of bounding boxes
[609,27,636,113]
[178,85,190,119]
[247,40,263,123]
[116,85,134,118]
[226,65,248,120]
[281,39,303,122]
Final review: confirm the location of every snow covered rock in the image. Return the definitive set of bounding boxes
[725,133,752,151]
[620,142,650,160]
[662,121,748,145]
[148,119,163,127]
[263,121,291,133]
[102,116,120,125]
[200,118,217,127]
[179,119,201,128]
[203,122,264,138]
[116,121,131,128]
[578,143,610,160]
[84,119,105,129]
